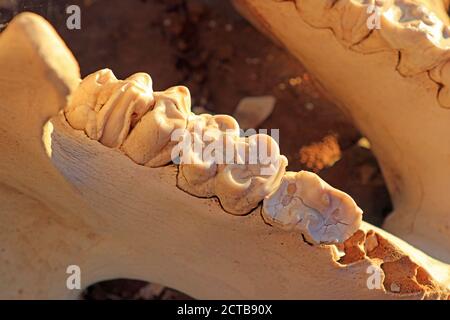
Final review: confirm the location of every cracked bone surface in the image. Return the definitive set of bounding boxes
[262,171,363,244]
[0,12,449,299]
[234,0,450,263]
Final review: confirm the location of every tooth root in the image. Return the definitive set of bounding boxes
[121,86,191,167]
[262,171,363,244]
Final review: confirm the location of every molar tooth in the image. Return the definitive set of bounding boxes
[262,171,363,244]
[121,85,191,167]
[99,74,154,147]
[65,70,154,146]
[65,68,118,136]
[177,113,236,197]
[178,116,287,215]
[214,134,288,215]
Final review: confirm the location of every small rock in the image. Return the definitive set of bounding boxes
[233,96,276,129]
[289,76,302,86]
[357,137,371,149]
[390,283,401,293]
[305,102,315,111]
[208,20,217,28]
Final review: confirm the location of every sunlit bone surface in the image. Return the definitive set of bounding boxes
[0,12,449,300]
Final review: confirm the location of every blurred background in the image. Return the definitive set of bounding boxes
[0,0,392,299]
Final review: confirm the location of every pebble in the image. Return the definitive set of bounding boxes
[233,96,276,129]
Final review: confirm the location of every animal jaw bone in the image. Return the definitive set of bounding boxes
[66,69,288,215]
[234,0,450,263]
[0,12,449,299]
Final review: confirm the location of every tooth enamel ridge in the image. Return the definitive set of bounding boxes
[121,85,192,167]
[65,69,359,238]
[65,69,155,148]
[177,113,288,215]
[262,171,363,244]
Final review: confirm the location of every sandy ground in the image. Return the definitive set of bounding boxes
[1,0,392,299]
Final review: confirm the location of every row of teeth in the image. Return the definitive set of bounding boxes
[64,69,362,244]
[296,0,450,89]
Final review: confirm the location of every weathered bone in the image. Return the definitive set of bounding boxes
[0,12,449,299]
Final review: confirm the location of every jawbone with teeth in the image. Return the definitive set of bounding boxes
[1,11,449,299]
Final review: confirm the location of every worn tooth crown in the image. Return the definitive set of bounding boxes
[262,171,363,244]
[177,113,239,196]
[65,68,117,136]
[215,134,288,214]
[121,85,191,167]
[65,69,155,147]
[177,112,288,215]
